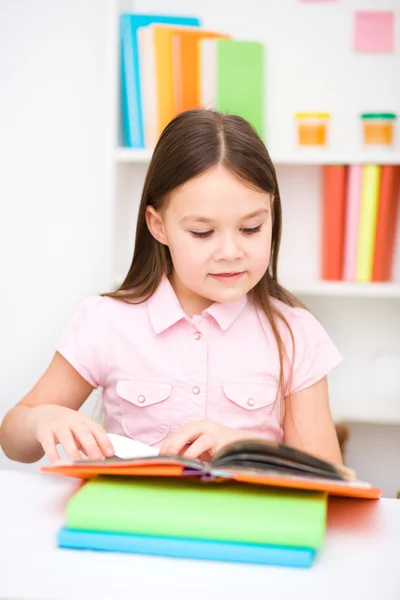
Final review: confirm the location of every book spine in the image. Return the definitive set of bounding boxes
[342,165,362,281]
[356,165,381,283]
[321,165,347,280]
[372,166,400,282]
[120,15,136,147]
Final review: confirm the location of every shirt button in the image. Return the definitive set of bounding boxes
[247,398,255,407]
[193,331,202,340]
[137,395,146,404]
[192,386,200,395]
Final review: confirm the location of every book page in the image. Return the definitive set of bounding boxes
[107,433,159,459]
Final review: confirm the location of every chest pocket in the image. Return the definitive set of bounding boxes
[220,378,278,432]
[116,376,172,445]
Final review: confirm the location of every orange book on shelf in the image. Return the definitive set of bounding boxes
[372,166,400,282]
[321,165,348,280]
[172,29,230,113]
[41,438,381,500]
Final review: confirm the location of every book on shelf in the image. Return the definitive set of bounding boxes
[356,165,381,283]
[138,23,202,148]
[200,38,265,140]
[171,28,230,114]
[322,163,400,284]
[343,164,362,281]
[321,165,348,280]
[119,13,200,148]
[42,434,381,499]
[372,165,400,282]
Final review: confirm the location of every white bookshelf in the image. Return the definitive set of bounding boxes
[110,0,400,425]
[116,147,400,166]
[288,282,400,298]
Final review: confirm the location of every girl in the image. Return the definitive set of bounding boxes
[0,109,343,465]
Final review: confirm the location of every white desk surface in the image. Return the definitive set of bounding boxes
[1,469,400,600]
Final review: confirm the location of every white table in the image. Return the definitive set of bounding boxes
[1,470,400,600]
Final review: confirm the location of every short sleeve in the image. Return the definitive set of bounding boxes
[286,308,343,395]
[55,296,107,388]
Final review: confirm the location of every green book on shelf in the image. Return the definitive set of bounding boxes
[66,476,327,549]
[200,39,265,139]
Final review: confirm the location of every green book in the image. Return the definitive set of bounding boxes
[66,476,327,549]
[201,39,265,139]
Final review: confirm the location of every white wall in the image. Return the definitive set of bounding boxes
[0,0,116,468]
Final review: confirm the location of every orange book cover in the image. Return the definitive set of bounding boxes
[41,439,381,500]
[172,29,230,113]
[321,165,348,280]
[372,165,400,282]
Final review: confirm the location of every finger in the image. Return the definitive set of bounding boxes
[160,421,207,456]
[72,426,104,461]
[183,434,213,460]
[89,423,115,457]
[56,429,84,462]
[40,433,61,464]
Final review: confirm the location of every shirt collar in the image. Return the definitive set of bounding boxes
[147,276,187,334]
[204,295,248,331]
[147,276,248,334]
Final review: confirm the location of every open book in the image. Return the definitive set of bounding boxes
[41,433,381,499]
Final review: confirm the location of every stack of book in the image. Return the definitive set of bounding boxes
[44,437,381,568]
[58,476,326,568]
[321,164,400,282]
[120,13,265,148]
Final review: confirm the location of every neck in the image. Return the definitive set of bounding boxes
[169,272,213,318]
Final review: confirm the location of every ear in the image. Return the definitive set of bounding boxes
[145,206,168,245]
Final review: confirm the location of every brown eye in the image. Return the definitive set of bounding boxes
[190,230,214,239]
[241,225,262,235]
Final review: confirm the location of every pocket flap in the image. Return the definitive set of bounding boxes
[222,379,276,411]
[116,378,172,408]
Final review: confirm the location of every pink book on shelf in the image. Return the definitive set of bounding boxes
[342,165,362,281]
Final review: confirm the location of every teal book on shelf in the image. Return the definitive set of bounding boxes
[200,39,265,140]
[120,13,200,148]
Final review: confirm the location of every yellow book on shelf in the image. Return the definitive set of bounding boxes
[356,165,381,283]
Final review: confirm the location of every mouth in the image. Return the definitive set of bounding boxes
[210,272,245,283]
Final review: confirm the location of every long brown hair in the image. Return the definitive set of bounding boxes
[104,109,303,401]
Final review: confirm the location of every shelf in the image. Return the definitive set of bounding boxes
[113,275,400,298]
[116,147,400,166]
[287,282,400,298]
[116,148,153,163]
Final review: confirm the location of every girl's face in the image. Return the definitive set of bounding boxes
[146,165,273,316]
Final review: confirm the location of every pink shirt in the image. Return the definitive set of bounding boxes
[56,277,342,448]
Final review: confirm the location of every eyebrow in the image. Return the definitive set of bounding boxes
[180,208,269,225]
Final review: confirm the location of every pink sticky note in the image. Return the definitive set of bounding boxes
[354,11,395,53]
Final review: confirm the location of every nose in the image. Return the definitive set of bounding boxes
[214,233,244,262]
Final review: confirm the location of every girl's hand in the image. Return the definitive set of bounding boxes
[159,420,252,460]
[27,404,115,464]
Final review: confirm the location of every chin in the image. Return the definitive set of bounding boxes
[206,284,248,304]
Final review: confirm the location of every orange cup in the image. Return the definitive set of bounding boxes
[295,113,330,146]
[361,113,396,147]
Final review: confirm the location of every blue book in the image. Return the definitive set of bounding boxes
[58,527,315,568]
[120,14,200,148]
